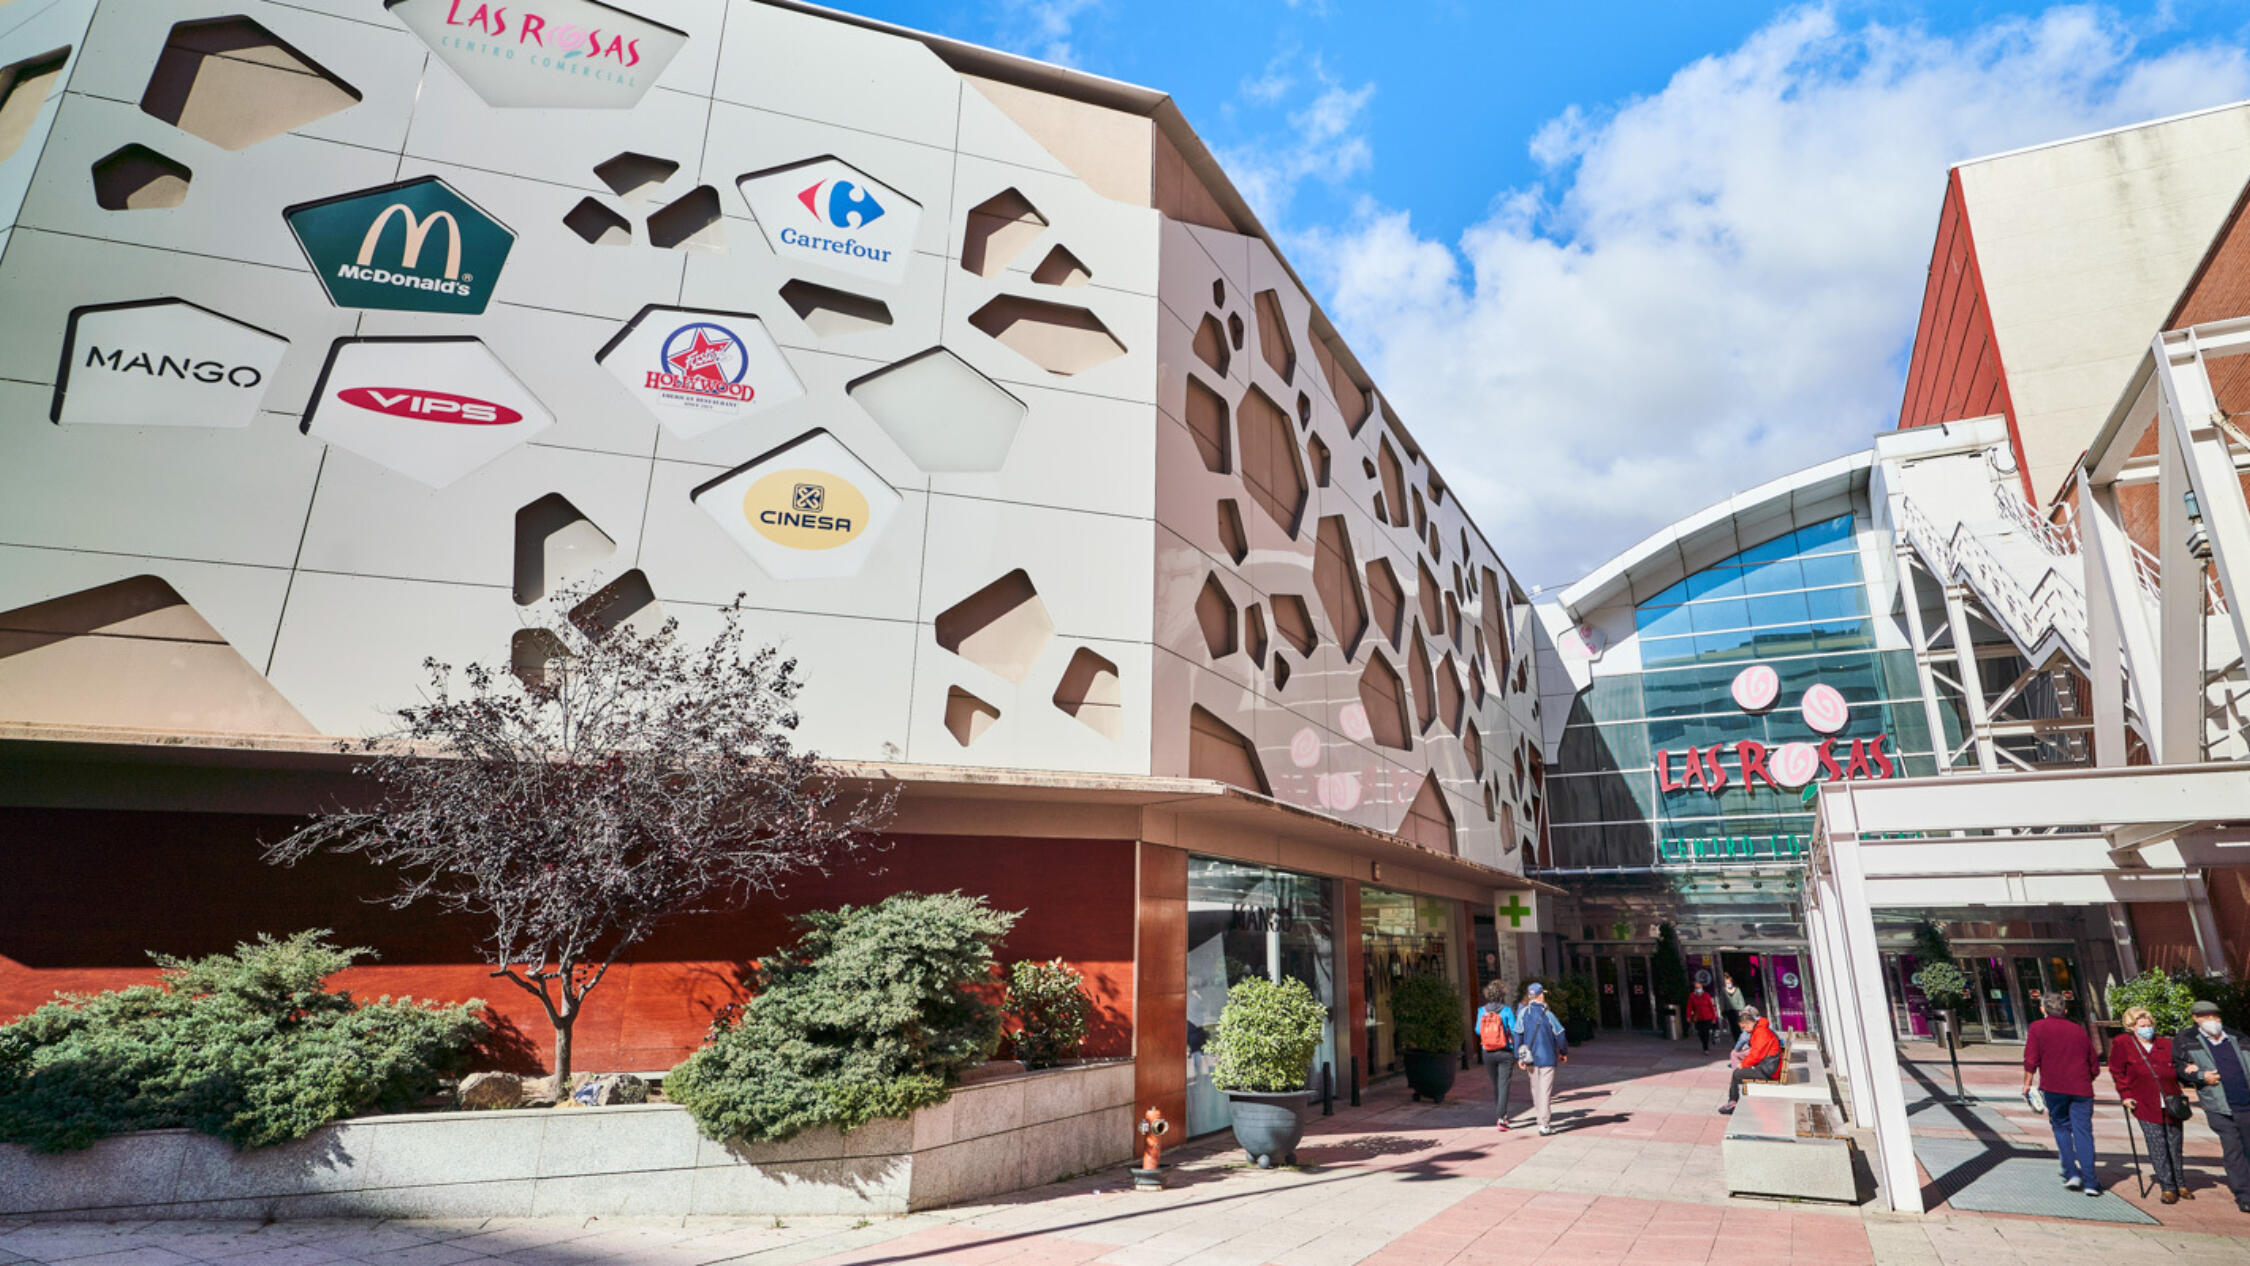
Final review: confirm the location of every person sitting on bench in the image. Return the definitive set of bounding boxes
[1720,1007,1782,1115]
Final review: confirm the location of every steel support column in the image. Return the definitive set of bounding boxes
[1944,585,2000,772]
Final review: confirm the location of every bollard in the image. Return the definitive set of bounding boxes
[1460,1037,1470,1071]
[1349,1054,1361,1107]
[1321,1061,1334,1116]
[1131,1106,1169,1189]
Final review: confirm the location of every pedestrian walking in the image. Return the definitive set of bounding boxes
[1513,982,1568,1136]
[1718,1006,1781,1114]
[2109,1005,2191,1204]
[1476,980,1518,1131]
[2173,1000,2250,1213]
[2023,994,2104,1196]
[1687,981,1719,1053]
[1721,972,1748,1036]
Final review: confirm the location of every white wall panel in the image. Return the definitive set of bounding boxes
[0,540,293,671]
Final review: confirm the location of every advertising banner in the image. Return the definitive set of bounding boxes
[738,158,920,287]
[50,299,286,428]
[691,429,901,580]
[388,0,687,109]
[303,337,553,487]
[286,177,515,316]
[597,305,805,439]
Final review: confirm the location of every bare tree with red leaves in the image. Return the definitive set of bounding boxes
[267,593,893,1084]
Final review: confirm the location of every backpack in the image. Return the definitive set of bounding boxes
[1479,1006,1511,1052]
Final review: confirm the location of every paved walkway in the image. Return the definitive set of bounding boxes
[5,1035,2246,1266]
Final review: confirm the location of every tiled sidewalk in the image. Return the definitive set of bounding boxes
[6,1036,2247,1265]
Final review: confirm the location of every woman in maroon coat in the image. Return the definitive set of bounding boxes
[2111,1005,2191,1203]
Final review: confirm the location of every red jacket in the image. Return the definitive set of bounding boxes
[1687,992,1719,1023]
[1742,1018,1783,1068]
[2024,1017,2101,1097]
[2109,1032,2183,1125]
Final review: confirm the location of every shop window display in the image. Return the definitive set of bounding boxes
[1184,859,1336,1136]
[1360,888,1458,1076]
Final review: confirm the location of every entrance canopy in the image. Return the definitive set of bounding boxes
[1805,762,2250,1213]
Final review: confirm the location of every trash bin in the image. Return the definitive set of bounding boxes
[1664,1004,1682,1041]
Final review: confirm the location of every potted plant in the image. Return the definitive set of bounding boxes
[1390,973,1465,1102]
[1206,976,1327,1168]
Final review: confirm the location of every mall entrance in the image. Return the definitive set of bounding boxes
[1875,910,2119,1045]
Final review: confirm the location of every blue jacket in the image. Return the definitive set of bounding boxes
[1476,1003,1517,1051]
[1513,1001,1568,1067]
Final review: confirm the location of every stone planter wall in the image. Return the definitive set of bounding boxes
[0,1060,1134,1220]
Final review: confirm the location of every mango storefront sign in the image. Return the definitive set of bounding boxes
[50,298,286,428]
[692,430,900,579]
[389,0,688,109]
[286,177,514,316]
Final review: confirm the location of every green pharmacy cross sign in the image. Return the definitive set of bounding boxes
[286,177,515,315]
[1498,893,1532,928]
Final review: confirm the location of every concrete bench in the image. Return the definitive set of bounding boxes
[1723,1094,1858,1203]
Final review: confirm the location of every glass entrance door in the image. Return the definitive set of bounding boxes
[1625,956,1654,1030]
[1595,957,1623,1027]
[2012,953,2085,1023]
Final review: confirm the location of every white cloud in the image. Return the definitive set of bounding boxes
[1218,56,1376,222]
[1292,4,2250,588]
[993,0,1101,67]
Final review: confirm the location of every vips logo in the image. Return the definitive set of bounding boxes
[743,471,867,550]
[50,298,288,429]
[388,0,688,109]
[692,430,901,579]
[336,387,523,426]
[285,177,515,315]
[305,337,554,488]
[739,158,919,286]
[596,305,804,439]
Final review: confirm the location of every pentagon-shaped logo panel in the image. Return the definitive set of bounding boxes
[595,305,805,439]
[304,337,554,488]
[51,299,287,428]
[738,157,921,287]
[692,429,901,580]
[387,0,687,109]
[285,176,515,315]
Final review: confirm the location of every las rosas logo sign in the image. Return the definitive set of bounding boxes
[50,298,287,429]
[596,305,805,439]
[285,177,514,316]
[387,0,687,109]
[738,158,920,287]
[692,430,900,579]
[303,337,553,488]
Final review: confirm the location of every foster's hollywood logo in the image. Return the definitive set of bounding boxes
[648,323,753,403]
[744,469,867,550]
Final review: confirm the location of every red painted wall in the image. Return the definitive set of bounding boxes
[1896,171,2034,502]
[0,808,1135,1073]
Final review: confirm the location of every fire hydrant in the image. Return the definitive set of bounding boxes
[1131,1105,1169,1189]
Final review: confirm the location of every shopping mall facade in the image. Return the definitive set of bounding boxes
[2,0,2247,1175]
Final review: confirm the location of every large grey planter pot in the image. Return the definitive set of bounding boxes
[1402,1049,1457,1103]
[1224,1090,1309,1168]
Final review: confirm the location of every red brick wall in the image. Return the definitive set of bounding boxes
[0,808,1136,1073]
[1897,171,2034,502]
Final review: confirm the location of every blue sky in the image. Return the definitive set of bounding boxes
[842,1,2250,584]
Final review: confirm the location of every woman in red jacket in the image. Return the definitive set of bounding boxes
[2111,1005,2191,1203]
[1687,982,1720,1053]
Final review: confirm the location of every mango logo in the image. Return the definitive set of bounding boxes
[745,468,867,550]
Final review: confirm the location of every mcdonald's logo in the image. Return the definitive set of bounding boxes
[286,176,515,315]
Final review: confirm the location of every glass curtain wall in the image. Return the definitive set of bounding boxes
[1184,858,1337,1135]
[1548,513,1959,868]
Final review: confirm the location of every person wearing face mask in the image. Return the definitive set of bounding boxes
[2109,1006,2189,1204]
[2173,1000,2250,1213]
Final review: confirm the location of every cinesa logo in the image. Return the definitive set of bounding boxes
[779,179,891,264]
[337,387,523,426]
[744,469,868,550]
[82,346,265,389]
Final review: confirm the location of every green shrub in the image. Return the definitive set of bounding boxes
[0,931,485,1153]
[2178,972,2250,1033]
[2108,970,2199,1034]
[666,892,1019,1143]
[1913,961,1969,1014]
[1006,959,1090,1069]
[1207,976,1326,1093]
[1389,973,1464,1054]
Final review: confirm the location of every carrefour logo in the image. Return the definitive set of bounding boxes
[285,177,515,315]
[740,158,919,286]
[745,469,866,549]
